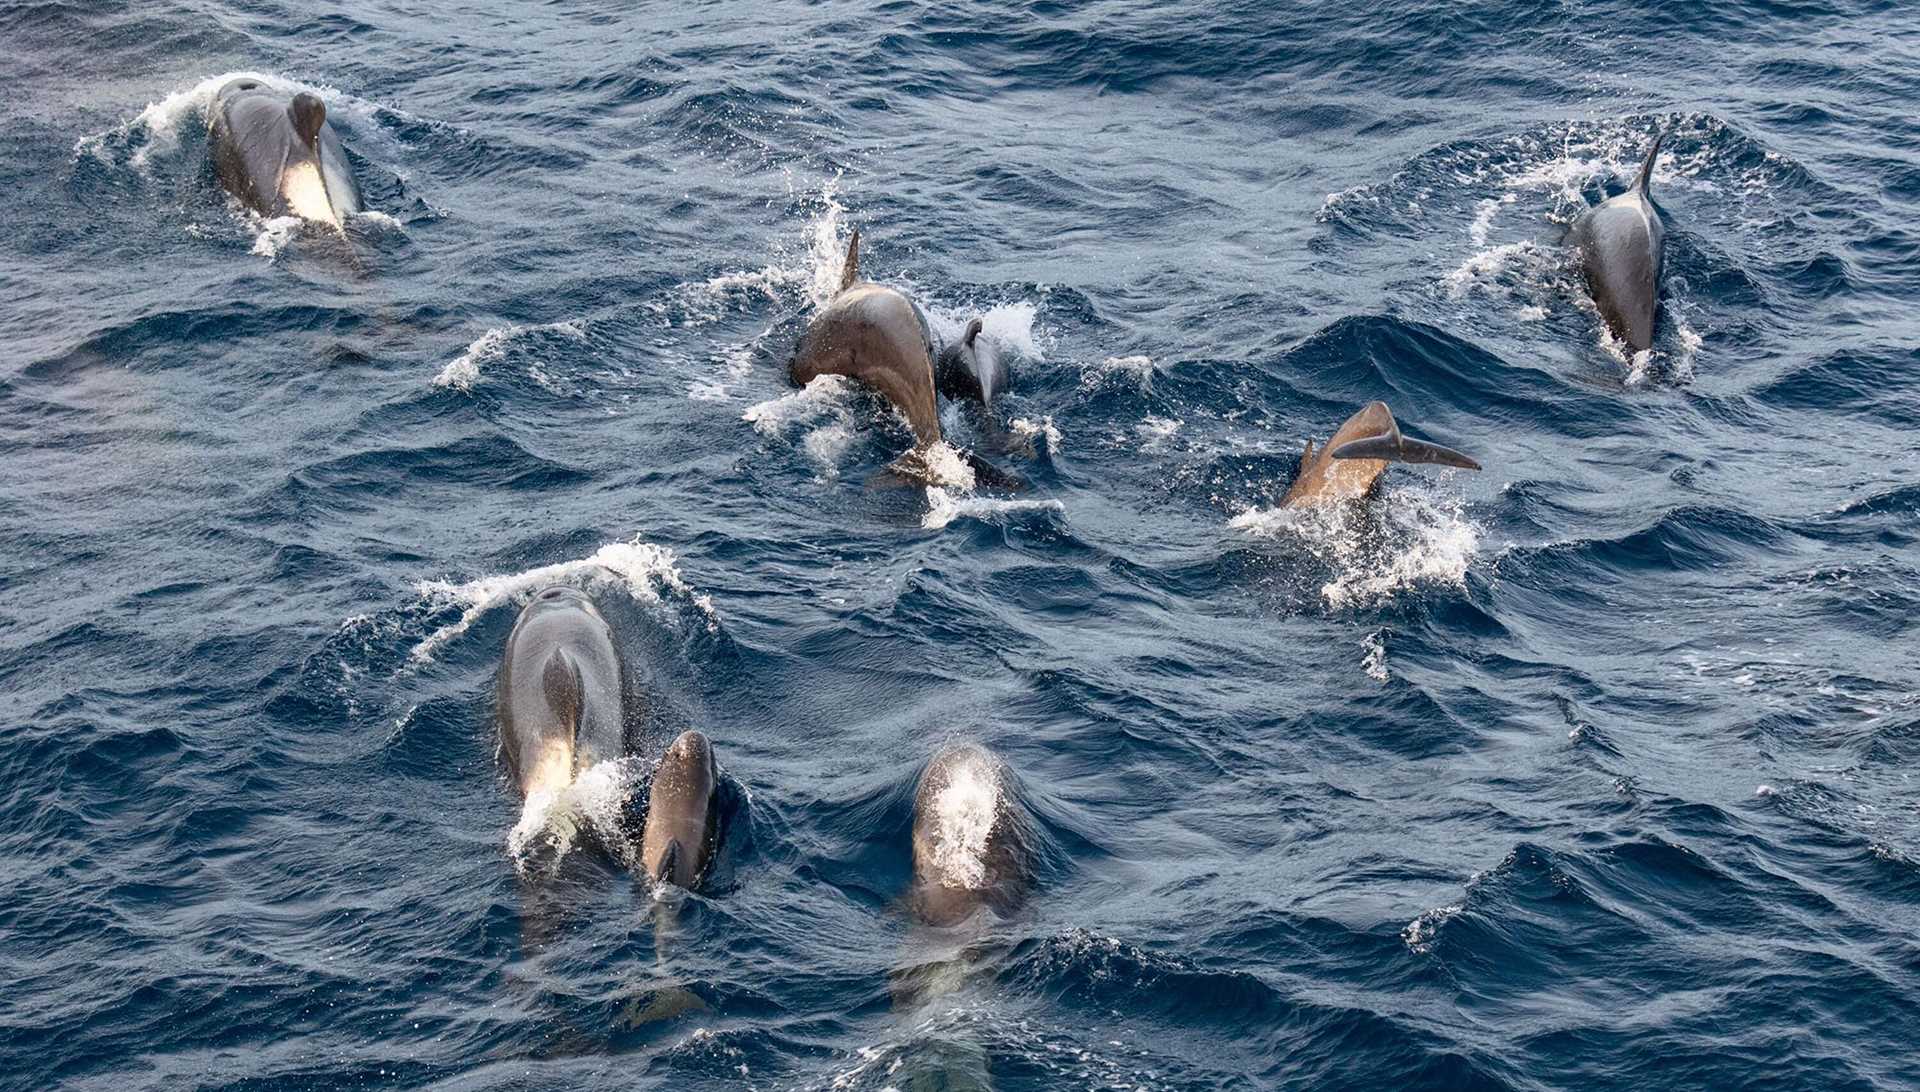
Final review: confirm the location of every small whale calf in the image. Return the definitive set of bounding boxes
[1282,401,1480,508]
[936,318,1010,410]
[1571,127,1668,353]
[641,729,721,889]
[207,77,361,228]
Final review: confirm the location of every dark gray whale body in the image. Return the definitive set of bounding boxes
[1571,128,1668,353]
[936,318,1009,410]
[790,230,943,445]
[206,77,361,227]
[495,586,628,800]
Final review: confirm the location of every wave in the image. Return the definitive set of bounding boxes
[410,535,715,663]
[433,320,589,392]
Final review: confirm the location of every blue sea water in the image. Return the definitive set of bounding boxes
[4,0,1919,1088]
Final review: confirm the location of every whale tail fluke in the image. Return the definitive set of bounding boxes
[839,228,861,293]
[289,92,327,149]
[1634,124,1668,196]
[1330,413,1481,471]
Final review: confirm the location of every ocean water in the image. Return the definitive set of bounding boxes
[4,0,1919,1088]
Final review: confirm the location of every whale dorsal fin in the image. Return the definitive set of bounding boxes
[289,92,327,149]
[540,648,583,740]
[1301,437,1316,466]
[964,317,983,347]
[1634,125,1667,196]
[838,229,860,293]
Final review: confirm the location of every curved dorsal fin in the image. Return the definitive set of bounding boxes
[838,229,860,293]
[288,92,327,148]
[964,317,983,347]
[1635,124,1667,195]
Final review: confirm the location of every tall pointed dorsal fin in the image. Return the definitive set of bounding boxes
[289,92,326,148]
[838,229,860,293]
[1634,124,1667,195]
[964,317,983,347]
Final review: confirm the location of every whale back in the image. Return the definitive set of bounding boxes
[1574,192,1664,352]
[910,743,1029,926]
[207,79,360,225]
[790,282,943,444]
[642,729,719,889]
[936,317,1010,408]
[496,587,627,797]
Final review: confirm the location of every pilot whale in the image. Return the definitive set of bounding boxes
[1571,127,1668,353]
[788,232,1019,486]
[641,729,721,890]
[910,743,1030,927]
[1281,401,1479,508]
[496,586,628,801]
[206,77,361,228]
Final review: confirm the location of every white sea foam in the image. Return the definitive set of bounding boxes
[249,215,305,259]
[1402,904,1463,954]
[1361,630,1389,682]
[1231,482,1480,608]
[432,320,588,392]
[1082,354,1155,392]
[1009,415,1063,454]
[922,487,1062,531]
[743,374,855,435]
[410,535,711,662]
[920,752,1002,890]
[507,756,645,876]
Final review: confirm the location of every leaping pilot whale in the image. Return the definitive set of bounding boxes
[789,231,1017,486]
[1282,401,1479,508]
[496,586,629,801]
[207,77,361,228]
[641,729,721,890]
[1571,127,1668,353]
[910,743,1031,927]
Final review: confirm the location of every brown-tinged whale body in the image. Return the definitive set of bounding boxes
[1281,401,1480,508]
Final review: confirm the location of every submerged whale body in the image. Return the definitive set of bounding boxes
[206,77,362,228]
[910,743,1030,927]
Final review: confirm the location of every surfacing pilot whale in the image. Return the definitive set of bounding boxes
[641,729,721,890]
[1571,126,1669,353]
[496,586,629,804]
[207,77,361,229]
[1282,401,1480,508]
[789,231,1018,486]
[910,743,1031,927]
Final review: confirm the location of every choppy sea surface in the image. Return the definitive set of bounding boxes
[5,1,1919,1088]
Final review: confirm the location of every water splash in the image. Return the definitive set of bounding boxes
[432,320,588,392]
[1231,483,1480,608]
[410,536,713,662]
